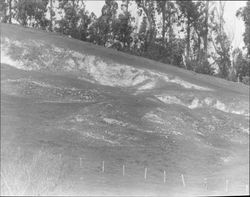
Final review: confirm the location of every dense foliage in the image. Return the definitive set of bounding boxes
[1,0,249,85]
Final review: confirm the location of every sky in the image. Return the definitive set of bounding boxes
[84,1,247,50]
[223,1,246,49]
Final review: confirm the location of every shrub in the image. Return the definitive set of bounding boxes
[242,76,250,85]
[1,148,63,196]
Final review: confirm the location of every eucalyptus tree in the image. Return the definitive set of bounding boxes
[0,0,15,23]
[135,0,156,52]
[237,1,250,55]
[111,0,134,50]
[56,0,91,40]
[48,0,55,31]
[0,0,8,23]
[210,1,231,79]
[156,0,177,46]
[15,0,49,29]
[176,0,196,61]
[96,0,118,46]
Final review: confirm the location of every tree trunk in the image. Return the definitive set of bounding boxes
[8,0,12,24]
[204,0,209,59]
[141,8,150,53]
[197,35,201,63]
[136,0,156,53]
[125,0,129,13]
[162,1,166,45]
[168,3,173,46]
[186,16,190,61]
[167,3,173,63]
[2,1,7,23]
[49,0,53,31]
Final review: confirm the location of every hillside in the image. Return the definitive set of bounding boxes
[1,23,249,196]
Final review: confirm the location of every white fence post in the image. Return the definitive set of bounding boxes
[163,170,166,183]
[18,146,21,156]
[181,174,186,188]
[80,157,82,167]
[225,179,229,193]
[144,168,147,180]
[204,178,208,190]
[102,161,105,172]
[123,165,125,176]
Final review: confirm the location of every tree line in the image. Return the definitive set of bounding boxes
[1,0,249,85]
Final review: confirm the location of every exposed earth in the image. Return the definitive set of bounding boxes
[1,23,249,196]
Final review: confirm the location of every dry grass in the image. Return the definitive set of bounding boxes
[1,147,63,196]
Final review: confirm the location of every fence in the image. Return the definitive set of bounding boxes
[74,155,249,195]
[2,147,249,196]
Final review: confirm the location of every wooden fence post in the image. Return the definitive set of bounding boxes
[204,178,208,190]
[181,174,186,188]
[123,165,125,176]
[80,157,82,167]
[225,179,229,193]
[102,161,105,172]
[18,146,21,156]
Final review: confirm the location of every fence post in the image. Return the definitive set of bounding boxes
[246,184,249,194]
[123,165,125,176]
[144,168,147,180]
[225,179,229,193]
[102,161,105,172]
[18,146,21,156]
[204,178,208,190]
[181,174,186,188]
[80,157,82,167]
[163,170,166,183]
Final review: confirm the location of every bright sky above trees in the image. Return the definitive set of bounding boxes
[85,1,246,50]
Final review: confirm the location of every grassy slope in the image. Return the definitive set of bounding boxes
[1,23,249,95]
[1,23,249,196]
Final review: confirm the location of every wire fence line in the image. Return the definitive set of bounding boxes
[2,146,249,196]
[73,155,249,195]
